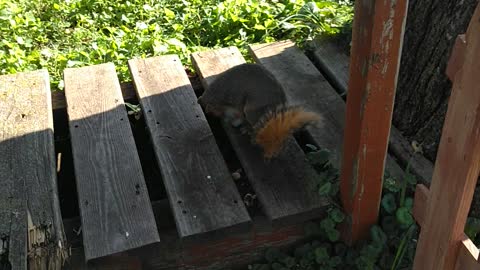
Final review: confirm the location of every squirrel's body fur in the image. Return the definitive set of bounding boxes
[198,63,322,159]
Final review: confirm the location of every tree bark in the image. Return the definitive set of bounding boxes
[393,0,479,162]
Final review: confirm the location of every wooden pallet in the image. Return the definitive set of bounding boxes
[0,40,411,269]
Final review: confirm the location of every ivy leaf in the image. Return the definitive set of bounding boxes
[318,182,332,196]
[404,197,414,210]
[465,217,480,240]
[307,149,331,167]
[370,225,387,246]
[326,228,340,242]
[381,193,397,214]
[396,207,414,226]
[320,218,335,230]
[314,247,329,264]
[329,208,345,223]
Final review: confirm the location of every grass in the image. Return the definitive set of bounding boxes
[0,0,353,91]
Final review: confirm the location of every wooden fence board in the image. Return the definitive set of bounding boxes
[64,63,160,261]
[128,55,251,238]
[412,185,480,270]
[309,38,434,185]
[413,3,480,269]
[0,70,68,269]
[191,47,328,224]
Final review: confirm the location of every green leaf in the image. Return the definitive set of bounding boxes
[314,247,329,264]
[381,193,397,214]
[320,218,335,230]
[396,207,414,226]
[326,228,340,242]
[370,225,387,246]
[164,8,175,19]
[318,182,332,196]
[465,217,480,240]
[307,149,331,166]
[329,208,345,223]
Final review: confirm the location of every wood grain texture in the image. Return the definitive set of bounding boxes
[338,0,408,243]
[63,63,160,261]
[308,38,434,186]
[413,4,480,269]
[0,70,68,270]
[128,55,251,238]
[62,200,309,270]
[191,47,328,224]
[412,185,480,270]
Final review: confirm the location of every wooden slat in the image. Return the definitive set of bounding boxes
[413,3,480,269]
[63,63,160,261]
[191,47,328,224]
[127,55,251,238]
[412,185,480,270]
[309,38,434,185]
[0,70,68,269]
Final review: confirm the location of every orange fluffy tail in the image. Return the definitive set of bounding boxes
[253,106,322,159]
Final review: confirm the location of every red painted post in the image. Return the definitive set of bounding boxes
[339,0,409,244]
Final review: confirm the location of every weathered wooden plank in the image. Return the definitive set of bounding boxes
[63,63,160,261]
[412,185,480,270]
[62,199,310,270]
[191,47,328,224]
[0,70,68,269]
[309,38,434,185]
[413,3,480,269]
[127,55,251,238]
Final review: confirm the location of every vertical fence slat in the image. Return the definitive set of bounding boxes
[339,0,409,243]
[413,3,480,269]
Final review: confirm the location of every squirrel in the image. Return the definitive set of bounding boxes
[197,63,322,159]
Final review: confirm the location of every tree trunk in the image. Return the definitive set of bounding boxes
[393,0,479,162]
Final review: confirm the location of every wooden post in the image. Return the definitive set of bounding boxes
[412,3,480,269]
[339,0,409,243]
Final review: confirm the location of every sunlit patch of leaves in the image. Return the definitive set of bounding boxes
[0,0,353,91]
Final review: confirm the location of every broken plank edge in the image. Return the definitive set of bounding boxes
[413,184,480,269]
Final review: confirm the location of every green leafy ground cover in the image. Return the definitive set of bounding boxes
[248,146,420,270]
[0,0,353,91]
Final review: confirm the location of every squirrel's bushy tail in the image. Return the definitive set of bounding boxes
[253,106,322,159]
